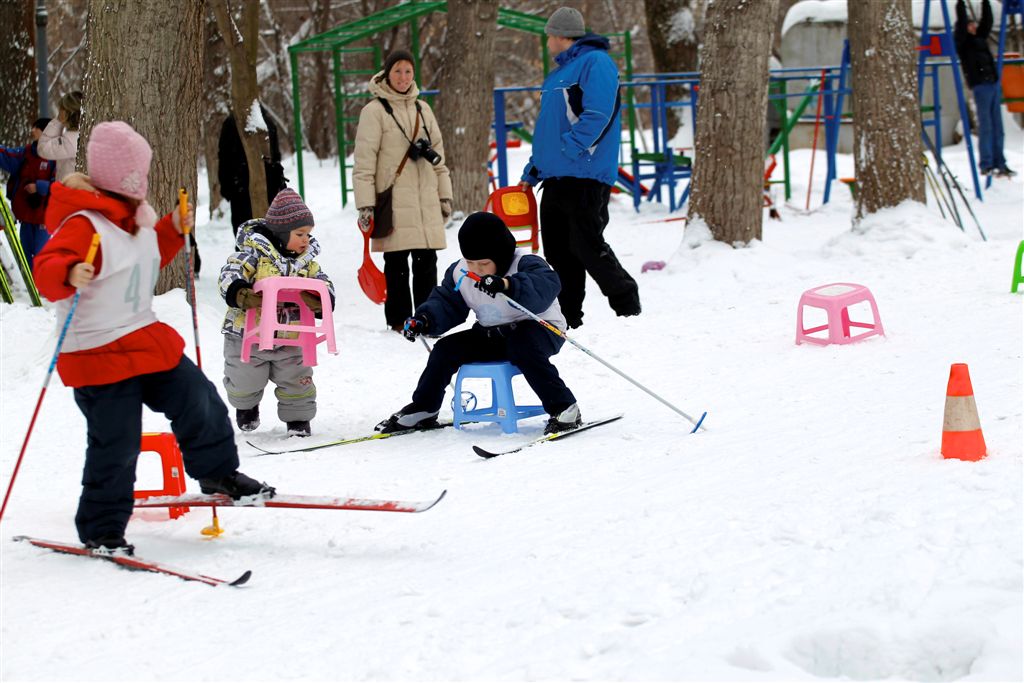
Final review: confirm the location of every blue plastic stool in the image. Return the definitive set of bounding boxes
[453,362,546,434]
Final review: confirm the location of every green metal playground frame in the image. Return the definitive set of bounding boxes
[287,0,635,206]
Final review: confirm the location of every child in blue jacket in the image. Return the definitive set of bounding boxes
[376,211,581,435]
[0,118,57,269]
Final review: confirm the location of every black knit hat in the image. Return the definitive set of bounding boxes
[459,212,517,275]
[383,50,416,86]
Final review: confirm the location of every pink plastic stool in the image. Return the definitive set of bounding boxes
[241,276,337,366]
[796,283,884,346]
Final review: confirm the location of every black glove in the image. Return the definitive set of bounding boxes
[474,275,507,298]
[402,315,427,342]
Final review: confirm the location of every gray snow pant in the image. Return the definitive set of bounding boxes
[223,335,317,422]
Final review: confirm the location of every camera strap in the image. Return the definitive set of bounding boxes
[378,98,420,181]
[378,98,429,146]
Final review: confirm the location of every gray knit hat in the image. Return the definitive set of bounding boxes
[265,188,314,235]
[545,7,585,37]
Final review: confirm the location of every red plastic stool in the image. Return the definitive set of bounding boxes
[134,432,189,519]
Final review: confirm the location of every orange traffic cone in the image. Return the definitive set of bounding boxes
[941,363,987,461]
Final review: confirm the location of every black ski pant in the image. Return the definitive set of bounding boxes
[72,357,239,543]
[411,322,576,416]
[384,249,437,329]
[540,177,638,325]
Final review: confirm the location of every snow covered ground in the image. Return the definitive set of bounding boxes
[1,121,1021,681]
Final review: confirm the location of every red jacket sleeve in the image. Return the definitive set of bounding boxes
[154,212,185,267]
[32,215,103,302]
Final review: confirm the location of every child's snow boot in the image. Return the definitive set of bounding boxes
[199,471,275,499]
[286,420,311,437]
[544,403,582,435]
[85,533,135,555]
[236,406,260,432]
[374,403,440,434]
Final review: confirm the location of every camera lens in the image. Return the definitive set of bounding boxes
[413,139,442,166]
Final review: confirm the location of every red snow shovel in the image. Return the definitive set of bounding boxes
[358,222,386,304]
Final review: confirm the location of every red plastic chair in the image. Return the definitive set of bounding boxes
[134,432,189,520]
[484,185,539,254]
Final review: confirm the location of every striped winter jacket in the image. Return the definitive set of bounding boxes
[219,219,334,337]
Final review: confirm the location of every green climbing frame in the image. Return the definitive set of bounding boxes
[287,1,636,206]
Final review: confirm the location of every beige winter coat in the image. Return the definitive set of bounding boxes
[353,72,453,253]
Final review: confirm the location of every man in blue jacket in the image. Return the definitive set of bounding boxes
[520,6,640,329]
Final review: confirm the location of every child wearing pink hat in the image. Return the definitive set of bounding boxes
[33,120,274,554]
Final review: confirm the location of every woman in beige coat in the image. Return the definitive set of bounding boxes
[354,50,453,331]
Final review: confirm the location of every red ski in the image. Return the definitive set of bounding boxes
[133,490,447,514]
[13,535,251,587]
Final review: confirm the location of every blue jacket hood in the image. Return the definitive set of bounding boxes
[555,33,611,66]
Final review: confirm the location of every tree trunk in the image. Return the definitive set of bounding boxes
[436,0,497,214]
[82,0,203,295]
[259,1,294,156]
[212,0,270,219]
[643,0,704,139]
[0,0,38,147]
[773,0,801,57]
[202,4,230,220]
[687,0,778,245]
[848,0,924,219]
[305,0,335,159]
[200,5,231,219]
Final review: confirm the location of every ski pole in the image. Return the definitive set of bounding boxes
[1,233,101,522]
[922,155,953,223]
[806,69,826,211]
[179,188,203,368]
[921,132,987,240]
[460,270,707,432]
[922,132,964,230]
[935,157,988,241]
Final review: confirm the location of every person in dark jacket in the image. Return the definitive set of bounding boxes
[0,118,57,269]
[375,212,581,436]
[955,0,1015,177]
[219,105,288,232]
[519,6,640,329]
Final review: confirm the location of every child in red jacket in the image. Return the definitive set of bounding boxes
[0,118,57,269]
[33,121,273,554]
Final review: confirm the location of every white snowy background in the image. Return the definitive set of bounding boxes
[1,117,1021,681]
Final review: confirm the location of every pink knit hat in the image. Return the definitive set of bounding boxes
[87,121,152,201]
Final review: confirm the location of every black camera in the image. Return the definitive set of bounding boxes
[409,139,442,166]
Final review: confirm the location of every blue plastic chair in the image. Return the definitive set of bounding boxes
[453,362,545,434]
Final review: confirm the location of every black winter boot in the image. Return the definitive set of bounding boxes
[286,420,311,437]
[236,406,260,432]
[544,403,582,435]
[199,471,275,499]
[374,403,440,434]
[609,289,641,318]
[85,534,135,555]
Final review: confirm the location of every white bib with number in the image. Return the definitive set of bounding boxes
[56,210,160,352]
